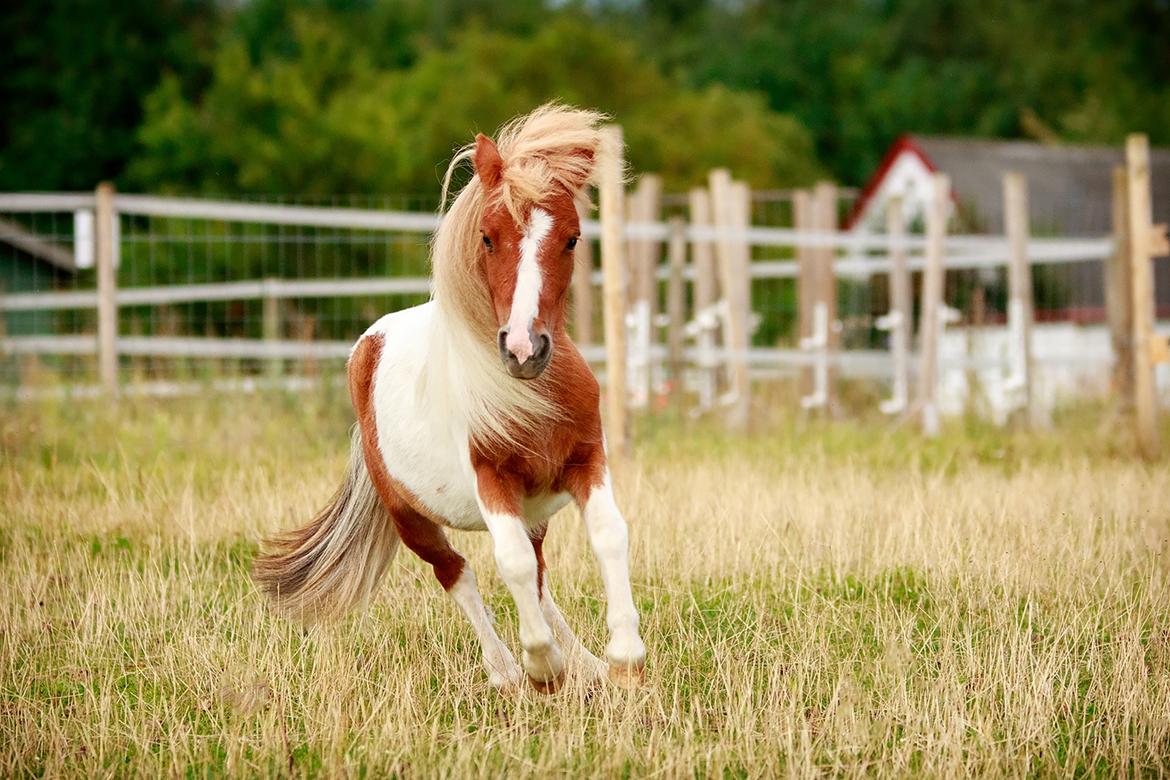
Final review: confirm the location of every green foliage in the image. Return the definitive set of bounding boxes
[0,0,219,190]
[130,12,821,195]
[5,0,1169,193]
[616,0,1170,181]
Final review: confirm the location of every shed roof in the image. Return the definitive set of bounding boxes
[849,134,1170,235]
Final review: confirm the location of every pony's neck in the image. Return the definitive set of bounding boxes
[424,294,563,449]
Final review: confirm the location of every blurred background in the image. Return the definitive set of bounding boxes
[1,0,1167,443]
[5,0,1169,196]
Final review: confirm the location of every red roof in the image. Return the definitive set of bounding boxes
[844,135,939,229]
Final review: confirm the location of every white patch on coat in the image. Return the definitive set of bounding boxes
[476,493,564,682]
[582,470,646,667]
[504,207,553,364]
[447,568,522,688]
[359,303,574,532]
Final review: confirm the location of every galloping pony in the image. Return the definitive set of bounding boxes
[254,105,646,691]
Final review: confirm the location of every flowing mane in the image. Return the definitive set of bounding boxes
[424,104,610,448]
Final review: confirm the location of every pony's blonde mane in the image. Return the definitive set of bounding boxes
[426,104,610,448]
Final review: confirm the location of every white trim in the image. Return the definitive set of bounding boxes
[504,207,552,363]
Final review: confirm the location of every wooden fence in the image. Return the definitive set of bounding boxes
[0,131,1165,456]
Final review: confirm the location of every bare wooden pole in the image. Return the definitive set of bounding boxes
[634,174,662,318]
[1126,133,1163,459]
[599,126,630,457]
[1004,171,1036,425]
[813,181,839,408]
[262,278,282,378]
[794,189,815,396]
[95,182,118,395]
[729,180,753,427]
[917,173,950,437]
[1106,166,1133,409]
[665,216,687,405]
[571,207,595,345]
[689,188,718,314]
[710,168,751,429]
[882,196,910,415]
[688,187,719,408]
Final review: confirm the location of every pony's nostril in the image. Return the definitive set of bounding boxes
[534,333,551,362]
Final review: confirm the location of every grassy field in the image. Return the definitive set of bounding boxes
[2,389,1169,777]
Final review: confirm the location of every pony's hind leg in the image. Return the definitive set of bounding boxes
[389,503,522,691]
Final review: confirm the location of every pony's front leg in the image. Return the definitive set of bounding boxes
[573,469,646,686]
[475,469,564,690]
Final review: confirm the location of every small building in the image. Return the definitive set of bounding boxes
[846,135,1170,320]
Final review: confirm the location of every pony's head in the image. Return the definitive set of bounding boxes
[434,105,608,380]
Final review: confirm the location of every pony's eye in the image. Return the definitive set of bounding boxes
[566,236,579,251]
[482,234,493,251]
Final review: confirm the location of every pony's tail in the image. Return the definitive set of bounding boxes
[253,427,398,621]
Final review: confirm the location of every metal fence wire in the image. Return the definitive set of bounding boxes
[0,183,1161,423]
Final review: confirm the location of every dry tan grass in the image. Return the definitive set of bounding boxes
[2,392,1169,777]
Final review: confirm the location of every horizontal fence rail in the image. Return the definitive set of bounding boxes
[0,186,1156,435]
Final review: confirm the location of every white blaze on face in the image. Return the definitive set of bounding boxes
[504,207,553,364]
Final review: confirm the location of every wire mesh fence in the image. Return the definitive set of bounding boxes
[0,183,1158,427]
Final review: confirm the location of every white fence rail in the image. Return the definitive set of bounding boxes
[0,189,1125,413]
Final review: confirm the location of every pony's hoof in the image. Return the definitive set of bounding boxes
[488,672,523,694]
[607,661,644,689]
[528,669,566,695]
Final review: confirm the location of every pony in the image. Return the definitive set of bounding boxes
[254,104,646,692]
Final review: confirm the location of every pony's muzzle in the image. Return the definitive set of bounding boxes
[498,326,552,379]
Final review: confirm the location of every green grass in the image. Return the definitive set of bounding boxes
[2,390,1168,777]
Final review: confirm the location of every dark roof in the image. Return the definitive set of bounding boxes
[909,135,1170,235]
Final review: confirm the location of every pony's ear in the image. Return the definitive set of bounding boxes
[474,133,503,191]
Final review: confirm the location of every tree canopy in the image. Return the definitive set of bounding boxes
[3,0,1167,194]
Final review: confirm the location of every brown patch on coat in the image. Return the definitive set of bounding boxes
[530,529,547,599]
[349,333,466,591]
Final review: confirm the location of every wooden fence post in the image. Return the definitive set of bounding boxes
[572,206,595,345]
[710,169,751,429]
[95,182,118,395]
[813,181,839,408]
[1106,166,1133,409]
[880,195,910,415]
[665,216,687,406]
[729,180,752,427]
[1126,133,1166,459]
[626,174,661,406]
[599,125,631,458]
[917,173,950,437]
[794,189,815,396]
[262,279,282,378]
[1003,171,1036,425]
[688,187,719,408]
